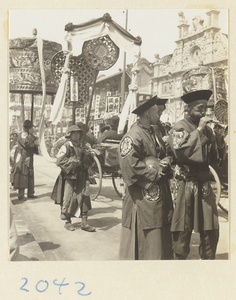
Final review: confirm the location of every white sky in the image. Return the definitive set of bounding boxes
[9,9,228,74]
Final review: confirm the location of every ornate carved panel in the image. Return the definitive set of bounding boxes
[82,35,119,71]
[9,38,61,94]
[214,100,228,123]
[51,51,97,107]
[181,66,227,123]
[213,32,228,60]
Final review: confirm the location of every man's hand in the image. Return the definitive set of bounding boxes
[159,159,169,172]
[72,157,81,168]
[198,116,212,131]
[81,146,93,156]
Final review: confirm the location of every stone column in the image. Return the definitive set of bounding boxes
[177,23,190,39]
[206,10,220,28]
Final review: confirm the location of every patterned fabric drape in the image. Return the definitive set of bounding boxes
[65,15,140,56]
[49,52,72,125]
[37,37,56,162]
[118,50,141,133]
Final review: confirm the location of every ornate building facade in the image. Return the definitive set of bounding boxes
[151,10,228,123]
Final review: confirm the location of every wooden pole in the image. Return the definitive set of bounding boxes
[72,102,76,125]
[121,9,128,109]
[211,67,217,121]
[20,93,25,130]
[31,94,34,122]
[82,71,99,146]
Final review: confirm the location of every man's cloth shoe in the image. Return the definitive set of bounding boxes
[81,224,96,232]
[60,212,67,220]
[28,195,37,199]
[61,212,71,222]
[64,223,75,231]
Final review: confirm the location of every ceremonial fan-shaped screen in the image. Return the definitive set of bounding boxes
[51,35,119,107]
[51,51,97,107]
[82,35,119,71]
[214,100,228,124]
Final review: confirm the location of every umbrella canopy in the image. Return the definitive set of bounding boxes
[49,13,142,126]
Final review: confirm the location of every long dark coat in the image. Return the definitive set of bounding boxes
[118,121,173,259]
[11,132,38,189]
[51,140,93,216]
[168,115,219,232]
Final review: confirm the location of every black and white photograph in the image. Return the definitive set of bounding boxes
[8,8,229,262]
[1,3,235,299]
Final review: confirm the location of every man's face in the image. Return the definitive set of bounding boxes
[29,127,34,134]
[70,131,81,142]
[148,105,165,125]
[11,134,18,142]
[188,100,208,120]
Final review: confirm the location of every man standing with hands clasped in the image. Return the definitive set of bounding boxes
[118,96,173,260]
[168,89,219,260]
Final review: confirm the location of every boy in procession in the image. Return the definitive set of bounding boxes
[51,124,95,232]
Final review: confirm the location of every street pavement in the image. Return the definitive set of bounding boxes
[10,154,229,261]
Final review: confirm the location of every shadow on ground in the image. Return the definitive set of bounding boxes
[89,206,119,216]
[99,186,122,200]
[11,192,53,205]
[215,252,228,260]
[83,216,121,231]
[13,254,39,261]
[38,241,60,252]
[18,234,35,247]
[11,198,27,205]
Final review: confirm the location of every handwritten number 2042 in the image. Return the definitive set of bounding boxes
[20,277,91,296]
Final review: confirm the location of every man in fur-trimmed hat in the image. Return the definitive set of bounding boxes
[51,124,95,232]
[168,89,219,260]
[118,95,174,260]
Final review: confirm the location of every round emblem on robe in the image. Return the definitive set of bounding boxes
[143,183,161,202]
[120,136,133,157]
[202,181,211,197]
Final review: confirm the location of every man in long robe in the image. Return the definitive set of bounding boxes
[11,120,38,200]
[168,89,219,260]
[118,96,173,260]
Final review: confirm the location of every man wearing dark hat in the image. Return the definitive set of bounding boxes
[168,89,219,260]
[51,124,95,232]
[98,115,124,143]
[11,120,39,200]
[118,95,173,260]
[76,121,98,147]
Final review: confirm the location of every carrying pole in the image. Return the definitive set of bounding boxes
[121,9,128,109]
[72,102,76,125]
[31,94,34,122]
[82,71,99,146]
